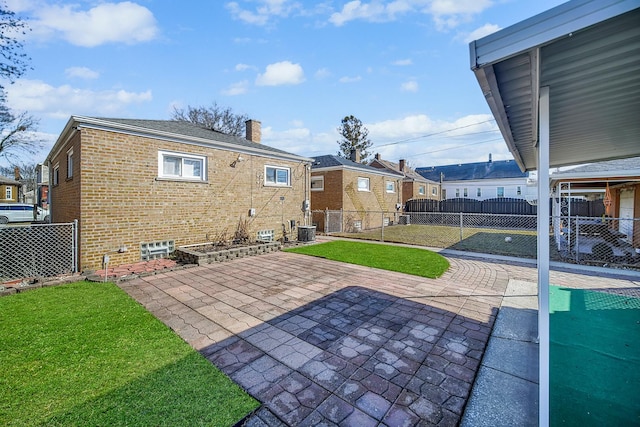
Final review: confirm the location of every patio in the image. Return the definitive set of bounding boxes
[118,245,639,426]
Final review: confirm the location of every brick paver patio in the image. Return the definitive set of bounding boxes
[118,247,639,426]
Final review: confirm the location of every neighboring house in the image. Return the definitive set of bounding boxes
[46,116,313,272]
[550,157,640,248]
[416,155,533,201]
[36,163,49,209]
[0,176,21,203]
[310,150,404,232]
[369,154,440,203]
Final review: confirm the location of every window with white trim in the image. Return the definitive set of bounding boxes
[497,186,505,198]
[477,188,482,197]
[158,151,206,181]
[53,164,60,186]
[463,188,468,198]
[357,177,370,191]
[265,165,290,186]
[5,186,11,199]
[517,186,522,196]
[455,188,460,198]
[432,187,438,196]
[66,148,73,179]
[311,176,324,191]
[385,180,395,193]
[418,185,426,195]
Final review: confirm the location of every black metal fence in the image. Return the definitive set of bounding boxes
[406,198,606,216]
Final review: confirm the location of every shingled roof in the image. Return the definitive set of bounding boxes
[312,154,403,177]
[369,157,436,183]
[416,159,526,182]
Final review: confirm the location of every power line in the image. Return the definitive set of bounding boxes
[410,137,505,158]
[372,118,496,148]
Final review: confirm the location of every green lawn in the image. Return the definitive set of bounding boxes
[0,281,258,426]
[285,240,450,278]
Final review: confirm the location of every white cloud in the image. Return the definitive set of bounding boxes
[329,0,494,30]
[255,61,305,86]
[226,0,301,26]
[235,63,254,72]
[29,2,159,47]
[392,59,413,66]
[401,80,418,92]
[314,67,332,79]
[6,79,152,119]
[463,23,501,43]
[65,66,100,80]
[339,75,361,83]
[222,80,250,96]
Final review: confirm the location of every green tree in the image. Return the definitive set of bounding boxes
[0,4,41,162]
[171,102,249,136]
[337,115,372,163]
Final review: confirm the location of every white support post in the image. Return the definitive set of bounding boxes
[538,86,551,427]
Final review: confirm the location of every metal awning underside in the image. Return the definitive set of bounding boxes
[470,0,640,172]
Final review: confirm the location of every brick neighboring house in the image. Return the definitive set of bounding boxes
[310,150,404,232]
[369,154,440,203]
[0,176,21,203]
[45,116,313,272]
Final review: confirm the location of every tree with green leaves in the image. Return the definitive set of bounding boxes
[171,102,249,136]
[337,115,372,164]
[0,5,41,162]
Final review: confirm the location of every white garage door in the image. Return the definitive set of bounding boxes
[619,188,635,242]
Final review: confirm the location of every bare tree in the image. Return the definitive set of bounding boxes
[337,115,373,163]
[0,160,36,192]
[0,4,41,161]
[172,102,249,137]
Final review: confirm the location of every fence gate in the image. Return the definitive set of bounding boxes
[326,210,343,233]
[0,221,77,282]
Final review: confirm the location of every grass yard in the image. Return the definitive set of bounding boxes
[0,281,258,427]
[335,224,561,260]
[285,240,450,278]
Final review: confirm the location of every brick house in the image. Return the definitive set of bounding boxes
[369,154,440,203]
[46,116,313,272]
[310,150,404,232]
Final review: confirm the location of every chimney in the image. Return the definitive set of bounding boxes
[245,119,261,143]
[399,159,406,172]
[375,153,381,160]
[488,153,492,163]
[350,148,361,163]
[14,166,20,181]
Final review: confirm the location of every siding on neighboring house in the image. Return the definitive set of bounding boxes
[0,177,21,203]
[46,116,312,271]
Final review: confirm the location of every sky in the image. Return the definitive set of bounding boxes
[2,0,567,170]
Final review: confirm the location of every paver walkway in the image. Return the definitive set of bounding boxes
[118,247,639,426]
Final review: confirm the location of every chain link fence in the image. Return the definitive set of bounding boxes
[312,210,640,270]
[0,221,78,282]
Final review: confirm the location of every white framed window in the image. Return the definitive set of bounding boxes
[265,165,290,186]
[455,188,460,198]
[66,148,73,179]
[311,176,324,191]
[477,188,482,197]
[517,186,522,196]
[357,177,370,192]
[385,180,395,193]
[158,151,206,181]
[497,186,505,198]
[53,163,60,186]
[418,185,426,195]
[463,188,468,198]
[442,189,447,199]
[431,187,438,196]
[5,186,11,199]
